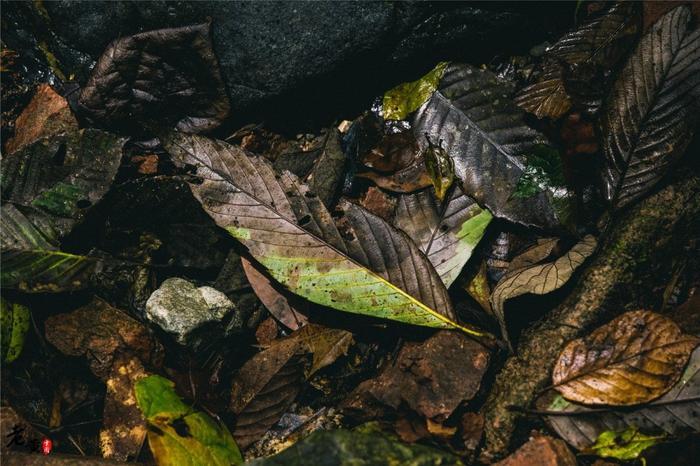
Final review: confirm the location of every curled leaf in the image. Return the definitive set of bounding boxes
[552,310,699,405]
[490,235,597,344]
[600,6,700,209]
[135,375,243,466]
[584,427,664,461]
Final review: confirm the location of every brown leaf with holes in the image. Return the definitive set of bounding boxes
[4,84,78,155]
[44,298,163,380]
[100,356,149,461]
[553,310,700,406]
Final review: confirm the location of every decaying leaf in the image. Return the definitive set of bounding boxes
[540,345,700,450]
[383,62,448,120]
[100,356,149,461]
[0,298,30,363]
[78,23,230,133]
[413,63,559,229]
[344,330,490,422]
[515,2,641,119]
[242,257,308,331]
[464,260,493,315]
[306,129,347,208]
[394,187,492,287]
[135,375,243,466]
[162,132,486,337]
[2,129,126,237]
[44,298,163,380]
[230,324,352,447]
[493,435,577,466]
[584,427,664,461]
[552,310,699,405]
[3,83,78,154]
[507,238,559,272]
[1,204,102,292]
[490,235,597,343]
[600,6,700,209]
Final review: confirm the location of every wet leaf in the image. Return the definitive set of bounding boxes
[44,298,163,380]
[600,6,700,209]
[413,63,559,229]
[344,330,490,422]
[552,310,699,405]
[383,62,448,120]
[1,203,101,292]
[162,132,487,337]
[100,356,149,461]
[230,324,352,447]
[135,375,243,466]
[78,23,230,134]
[512,146,567,200]
[540,345,700,450]
[1,129,126,237]
[394,188,492,287]
[584,427,664,461]
[0,298,30,363]
[3,83,78,155]
[242,257,308,331]
[515,2,641,119]
[490,235,597,344]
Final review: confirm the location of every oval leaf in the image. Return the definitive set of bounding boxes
[600,6,700,209]
[162,132,486,337]
[552,310,700,405]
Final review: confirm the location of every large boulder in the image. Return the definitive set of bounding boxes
[3,1,572,127]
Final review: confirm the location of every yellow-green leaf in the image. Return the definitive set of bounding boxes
[383,62,448,120]
[585,427,664,461]
[135,375,242,466]
[1,298,30,363]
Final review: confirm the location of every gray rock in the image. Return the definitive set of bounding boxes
[3,1,572,128]
[145,277,236,346]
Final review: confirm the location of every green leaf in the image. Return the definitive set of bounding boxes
[1,204,100,292]
[383,62,448,120]
[162,132,489,338]
[585,427,664,461]
[135,375,242,466]
[1,298,30,363]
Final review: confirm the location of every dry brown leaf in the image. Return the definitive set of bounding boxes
[4,84,78,155]
[552,310,699,405]
[492,435,577,466]
[491,235,597,345]
[241,257,308,331]
[507,238,560,272]
[514,64,571,120]
[100,356,149,461]
[44,298,163,380]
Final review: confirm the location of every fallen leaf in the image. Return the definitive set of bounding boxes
[44,298,163,380]
[358,186,396,221]
[599,6,700,209]
[583,427,664,461]
[162,132,486,337]
[1,129,126,237]
[344,330,490,422]
[540,345,700,450]
[413,63,559,229]
[507,238,559,272]
[356,160,433,193]
[515,2,641,119]
[4,83,78,155]
[306,129,347,207]
[493,435,577,466]
[242,257,308,331]
[135,375,243,466]
[0,298,30,363]
[394,187,492,287]
[490,235,597,344]
[1,204,102,292]
[100,356,149,461]
[230,324,352,447]
[362,131,419,173]
[383,62,448,120]
[552,310,699,405]
[464,261,493,315]
[78,23,230,134]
